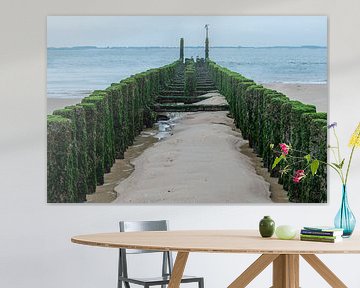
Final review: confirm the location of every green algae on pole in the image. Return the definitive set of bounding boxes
[180,38,184,62]
[53,105,89,201]
[47,115,77,203]
[184,58,196,96]
[206,60,328,203]
[77,102,98,195]
[47,61,180,203]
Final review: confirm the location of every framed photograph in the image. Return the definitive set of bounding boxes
[47,16,327,203]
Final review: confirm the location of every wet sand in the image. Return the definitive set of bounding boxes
[86,130,158,203]
[114,111,273,203]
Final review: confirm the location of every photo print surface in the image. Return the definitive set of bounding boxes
[47,16,328,203]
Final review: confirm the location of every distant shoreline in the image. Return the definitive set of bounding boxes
[48,45,327,49]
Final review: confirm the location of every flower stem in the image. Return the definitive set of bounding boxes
[333,127,342,164]
[331,127,346,183]
[330,147,339,164]
[345,129,360,185]
[345,145,356,185]
[319,160,345,184]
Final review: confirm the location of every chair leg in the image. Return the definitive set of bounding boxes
[119,280,131,288]
[199,278,204,288]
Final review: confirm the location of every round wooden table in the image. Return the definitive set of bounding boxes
[72,230,360,288]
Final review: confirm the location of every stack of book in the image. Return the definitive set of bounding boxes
[300,226,344,243]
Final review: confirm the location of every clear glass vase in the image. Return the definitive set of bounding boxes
[334,185,356,237]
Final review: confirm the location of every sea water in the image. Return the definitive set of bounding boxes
[47,46,327,99]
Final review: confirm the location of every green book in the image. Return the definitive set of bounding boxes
[300,234,340,240]
[300,235,342,243]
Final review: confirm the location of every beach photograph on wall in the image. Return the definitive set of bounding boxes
[47,16,328,204]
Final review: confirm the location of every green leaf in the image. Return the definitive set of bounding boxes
[339,159,345,169]
[332,162,340,169]
[332,160,345,169]
[280,165,290,176]
[304,154,311,164]
[269,144,274,149]
[272,155,284,169]
[311,160,320,176]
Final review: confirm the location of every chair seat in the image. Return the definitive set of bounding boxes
[119,275,203,286]
[118,221,204,287]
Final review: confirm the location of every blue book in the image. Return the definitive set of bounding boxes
[302,226,343,236]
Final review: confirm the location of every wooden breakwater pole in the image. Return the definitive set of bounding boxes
[184,58,196,96]
[205,24,209,59]
[205,60,328,203]
[153,55,228,112]
[47,61,181,203]
[180,38,184,63]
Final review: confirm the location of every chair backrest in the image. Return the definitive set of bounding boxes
[120,220,168,232]
[119,220,169,254]
[118,220,174,282]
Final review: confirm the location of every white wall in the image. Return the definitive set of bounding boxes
[1,0,360,287]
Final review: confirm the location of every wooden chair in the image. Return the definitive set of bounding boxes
[118,220,204,288]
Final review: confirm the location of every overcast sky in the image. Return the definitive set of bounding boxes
[47,16,327,48]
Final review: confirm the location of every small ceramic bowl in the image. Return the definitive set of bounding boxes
[275,225,297,240]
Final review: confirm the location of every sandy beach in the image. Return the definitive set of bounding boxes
[47,98,82,114]
[262,83,328,112]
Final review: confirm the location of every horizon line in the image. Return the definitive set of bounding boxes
[48,45,327,49]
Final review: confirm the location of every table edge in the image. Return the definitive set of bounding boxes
[71,235,360,255]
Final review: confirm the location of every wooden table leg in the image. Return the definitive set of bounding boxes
[273,254,285,287]
[288,255,299,288]
[301,254,347,288]
[228,254,279,288]
[168,252,189,288]
[272,254,299,288]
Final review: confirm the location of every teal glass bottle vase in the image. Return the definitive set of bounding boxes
[334,185,356,237]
